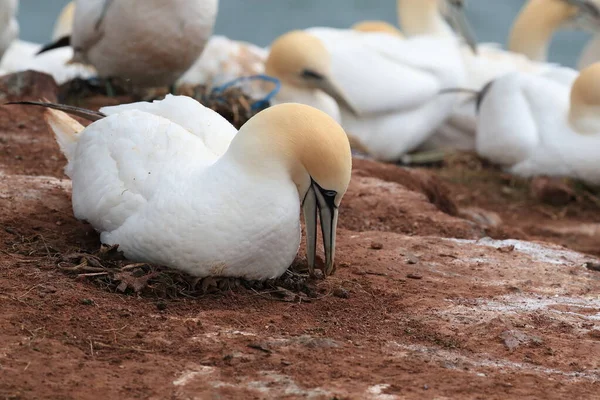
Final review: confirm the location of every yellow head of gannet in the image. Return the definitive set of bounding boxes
[569,62,600,134]
[232,103,352,275]
[265,30,359,115]
[52,1,75,41]
[509,0,600,62]
[397,0,477,52]
[351,20,404,37]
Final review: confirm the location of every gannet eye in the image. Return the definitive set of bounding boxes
[301,69,324,81]
[323,190,337,197]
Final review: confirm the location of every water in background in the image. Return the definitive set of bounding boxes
[19,0,592,68]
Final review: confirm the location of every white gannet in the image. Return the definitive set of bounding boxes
[265,29,466,162]
[399,0,599,151]
[0,1,96,84]
[475,62,600,185]
[17,96,351,279]
[41,0,219,88]
[0,0,18,61]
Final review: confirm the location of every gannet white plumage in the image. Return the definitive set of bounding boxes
[28,95,351,279]
[476,62,600,185]
[68,0,218,88]
[265,29,466,161]
[0,1,96,84]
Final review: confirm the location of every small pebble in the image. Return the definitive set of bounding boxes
[406,254,419,264]
[407,273,423,280]
[370,241,383,250]
[584,262,600,272]
[333,288,350,299]
[497,245,515,253]
[156,301,168,311]
[80,298,94,306]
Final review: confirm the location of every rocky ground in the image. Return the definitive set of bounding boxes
[1,72,600,399]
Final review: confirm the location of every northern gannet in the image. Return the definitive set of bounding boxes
[398,0,600,151]
[265,29,466,162]
[476,62,600,185]
[15,96,351,279]
[0,1,96,84]
[39,0,219,89]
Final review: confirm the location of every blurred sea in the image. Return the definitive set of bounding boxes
[20,0,591,68]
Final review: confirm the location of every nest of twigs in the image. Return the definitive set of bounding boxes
[57,244,320,301]
[58,77,269,129]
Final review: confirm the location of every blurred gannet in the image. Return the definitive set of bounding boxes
[0,0,18,60]
[0,1,96,84]
[39,0,218,89]
[265,29,466,161]
[399,0,600,151]
[14,96,351,279]
[476,63,600,185]
[509,0,600,62]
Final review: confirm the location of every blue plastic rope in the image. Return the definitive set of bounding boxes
[211,74,281,111]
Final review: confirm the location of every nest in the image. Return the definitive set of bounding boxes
[58,77,270,129]
[57,244,320,301]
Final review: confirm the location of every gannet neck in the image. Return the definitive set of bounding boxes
[225,103,352,205]
[508,0,578,62]
[52,1,75,41]
[352,20,404,37]
[397,0,453,37]
[569,63,600,134]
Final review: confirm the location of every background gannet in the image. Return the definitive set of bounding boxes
[46,0,219,89]
[475,62,600,185]
[508,0,600,63]
[400,0,600,151]
[0,0,18,60]
[20,96,351,279]
[0,1,96,84]
[265,28,466,162]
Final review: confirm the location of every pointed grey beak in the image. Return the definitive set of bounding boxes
[300,69,361,117]
[445,1,478,54]
[563,0,600,31]
[316,78,361,117]
[302,180,339,276]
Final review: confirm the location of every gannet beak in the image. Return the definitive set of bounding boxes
[563,0,600,31]
[302,180,339,276]
[317,78,361,117]
[446,0,478,54]
[301,69,360,116]
[475,80,496,113]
